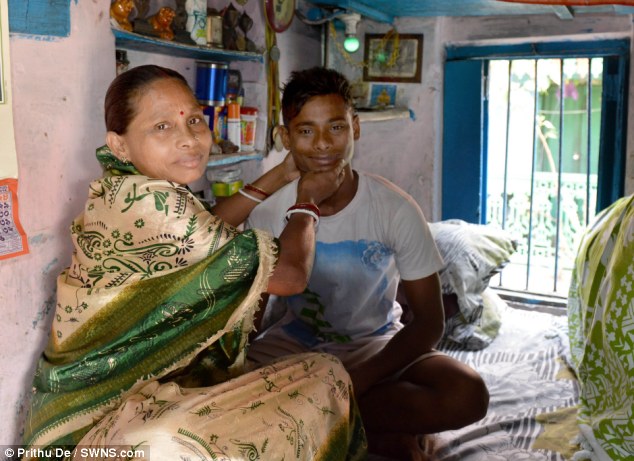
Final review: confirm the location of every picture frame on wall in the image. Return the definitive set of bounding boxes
[369,83,397,108]
[363,33,423,83]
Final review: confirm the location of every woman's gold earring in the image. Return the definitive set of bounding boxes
[121,157,130,165]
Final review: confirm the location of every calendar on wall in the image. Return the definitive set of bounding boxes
[0,0,29,260]
[0,179,28,260]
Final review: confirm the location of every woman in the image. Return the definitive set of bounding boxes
[23,65,366,460]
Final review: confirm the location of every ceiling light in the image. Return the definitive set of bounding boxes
[338,13,361,53]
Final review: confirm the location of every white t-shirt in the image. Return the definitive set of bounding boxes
[247,171,443,347]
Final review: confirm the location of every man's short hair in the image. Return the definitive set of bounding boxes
[281,67,355,125]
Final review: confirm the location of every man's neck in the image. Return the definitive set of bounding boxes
[317,167,358,217]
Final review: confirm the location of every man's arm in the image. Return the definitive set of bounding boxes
[346,273,445,397]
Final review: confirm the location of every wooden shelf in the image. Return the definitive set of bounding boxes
[207,151,264,168]
[112,29,264,63]
[357,107,412,123]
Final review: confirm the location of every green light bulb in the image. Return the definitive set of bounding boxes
[343,36,360,53]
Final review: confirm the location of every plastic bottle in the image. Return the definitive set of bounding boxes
[240,106,258,152]
[227,102,241,151]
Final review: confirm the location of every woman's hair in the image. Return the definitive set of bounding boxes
[281,66,354,125]
[104,65,189,134]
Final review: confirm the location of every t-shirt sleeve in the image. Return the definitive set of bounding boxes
[391,198,444,281]
[245,207,268,233]
[244,183,294,236]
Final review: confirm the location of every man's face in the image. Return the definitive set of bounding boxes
[282,94,360,174]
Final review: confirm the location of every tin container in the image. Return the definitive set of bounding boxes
[206,14,223,48]
[195,61,228,107]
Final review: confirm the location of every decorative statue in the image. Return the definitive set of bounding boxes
[110,0,135,31]
[149,7,176,41]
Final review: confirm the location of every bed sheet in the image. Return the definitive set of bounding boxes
[431,304,581,461]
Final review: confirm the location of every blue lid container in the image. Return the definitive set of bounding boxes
[195,61,228,106]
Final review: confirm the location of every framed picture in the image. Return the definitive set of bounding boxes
[369,83,397,108]
[363,33,423,83]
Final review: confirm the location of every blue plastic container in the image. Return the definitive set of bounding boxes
[195,61,228,106]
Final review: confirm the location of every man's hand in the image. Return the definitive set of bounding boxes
[281,152,301,183]
[296,159,346,205]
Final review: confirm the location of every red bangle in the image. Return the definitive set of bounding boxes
[244,183,270,198]
[285,202,321,225]
[287,202,320,217]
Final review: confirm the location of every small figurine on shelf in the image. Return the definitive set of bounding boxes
[156,0,195,45]
[148,7,176,40]
[110,0,135,32]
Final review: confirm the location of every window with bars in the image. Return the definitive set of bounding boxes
[442,40,628,299]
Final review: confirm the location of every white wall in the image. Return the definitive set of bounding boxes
[328,13,634,220]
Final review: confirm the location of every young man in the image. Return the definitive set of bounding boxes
[247,67,489,460]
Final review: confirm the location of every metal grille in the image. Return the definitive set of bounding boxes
[486,58,602,296]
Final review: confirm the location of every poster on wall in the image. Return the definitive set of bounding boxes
[0,179,28,260]
[0,0,29,260]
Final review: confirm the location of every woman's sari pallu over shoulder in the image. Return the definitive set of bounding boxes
[23,147,367,460]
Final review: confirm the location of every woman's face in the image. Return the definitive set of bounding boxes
[108,78,212,185]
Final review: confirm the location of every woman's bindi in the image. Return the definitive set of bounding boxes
[180,111,184,116]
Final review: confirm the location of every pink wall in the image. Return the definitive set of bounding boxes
[1,2,113,443]
[2,0,633,445]
[0,0,322,444]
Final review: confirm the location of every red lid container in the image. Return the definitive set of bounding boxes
[240,106,258,116]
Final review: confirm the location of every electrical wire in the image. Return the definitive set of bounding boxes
[329,22,400,69]
[295,8,346,25]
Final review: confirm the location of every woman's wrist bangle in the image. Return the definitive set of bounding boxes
[285,202,321,225]
[244,183,270,199]
[288,202,320,216]
[285,208,320,225]
[238,188,263,203]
